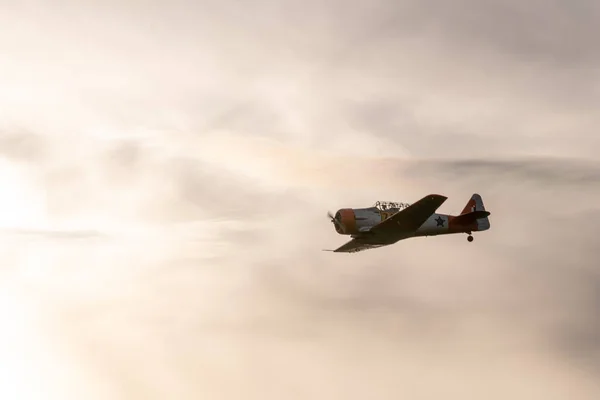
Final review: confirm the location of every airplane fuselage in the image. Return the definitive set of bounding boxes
[333,205,489,238]
[328,194,491,253]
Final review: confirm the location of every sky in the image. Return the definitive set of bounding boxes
[0,1,599,399]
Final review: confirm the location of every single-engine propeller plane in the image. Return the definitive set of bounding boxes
[325,193,490,253]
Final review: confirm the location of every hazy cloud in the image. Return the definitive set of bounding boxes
[409,157,600,187]
[0,0,599,399]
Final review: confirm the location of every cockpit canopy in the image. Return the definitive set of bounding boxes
[373,200,411,211]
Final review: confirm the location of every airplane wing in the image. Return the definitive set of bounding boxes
[331,238,390,253]
[369,194,448,236]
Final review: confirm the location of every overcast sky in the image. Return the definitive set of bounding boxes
[0,1,599,399]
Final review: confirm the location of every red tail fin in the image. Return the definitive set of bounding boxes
[461,198,476,214]
[458,193,490,231]
[461,193,486,214]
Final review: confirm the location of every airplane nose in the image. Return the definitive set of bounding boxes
[333,210,343,233]
[336,208,357,234]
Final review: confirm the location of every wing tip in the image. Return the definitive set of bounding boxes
[429,194,448,201]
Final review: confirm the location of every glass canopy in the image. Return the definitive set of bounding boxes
[372,201,411,211]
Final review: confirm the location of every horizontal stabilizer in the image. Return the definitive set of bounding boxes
[453,210,490,225]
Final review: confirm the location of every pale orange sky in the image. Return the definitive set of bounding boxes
[0,1,599,399]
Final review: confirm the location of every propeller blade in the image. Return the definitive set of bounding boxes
[327,211,345,231]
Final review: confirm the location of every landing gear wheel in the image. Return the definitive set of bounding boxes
[467,235,474,242]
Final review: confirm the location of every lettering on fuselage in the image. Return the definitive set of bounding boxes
[374,201,409,222]
[380,211,396,221]
[380,209,405,223]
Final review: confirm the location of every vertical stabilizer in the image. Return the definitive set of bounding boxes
[461,194,490,231]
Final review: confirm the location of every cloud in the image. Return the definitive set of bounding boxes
[410,157,600,184]
[5,141,600,399]
[30,141,599,398]
[1,228,107,240]
[1,0,600,399]
[0,130,48,162]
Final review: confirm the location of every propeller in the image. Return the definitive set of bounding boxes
[327,210,345,232]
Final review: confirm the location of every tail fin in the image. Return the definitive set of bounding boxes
[460,194,490,231]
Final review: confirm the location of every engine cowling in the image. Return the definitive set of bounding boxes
[334,208,358,234]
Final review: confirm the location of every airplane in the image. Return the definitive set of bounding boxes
[325,193,490,253]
